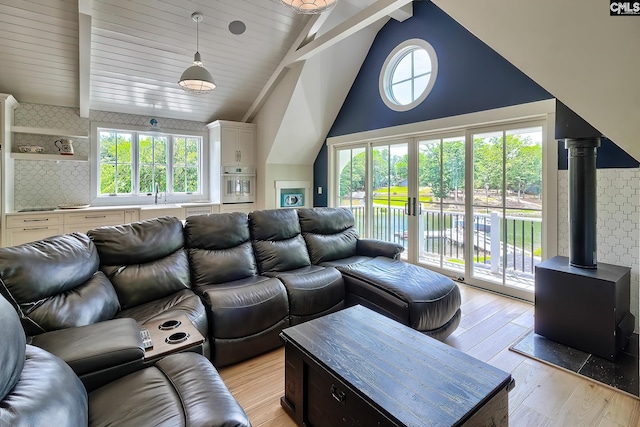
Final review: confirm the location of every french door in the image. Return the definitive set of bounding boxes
[333,120,544,300]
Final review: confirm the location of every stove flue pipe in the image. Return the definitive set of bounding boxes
[565,137,600,269]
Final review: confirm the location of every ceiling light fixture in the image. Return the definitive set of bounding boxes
[178,12,216,95]
[280,0,338,14]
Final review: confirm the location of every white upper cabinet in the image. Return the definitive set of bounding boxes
[208,120,256,167]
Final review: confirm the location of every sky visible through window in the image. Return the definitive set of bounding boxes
[390,47,432,105]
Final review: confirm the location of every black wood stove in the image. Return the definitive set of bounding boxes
[534,137,634,360]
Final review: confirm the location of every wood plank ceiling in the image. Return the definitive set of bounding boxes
[0,0,310,123]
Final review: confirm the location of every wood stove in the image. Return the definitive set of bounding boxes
[534,137,634,360]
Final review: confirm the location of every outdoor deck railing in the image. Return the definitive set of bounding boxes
[349,205,541,277]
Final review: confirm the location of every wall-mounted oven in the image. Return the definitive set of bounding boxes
[221,166,256,204]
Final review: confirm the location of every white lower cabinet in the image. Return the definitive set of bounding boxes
[5,213,64,246]
[138,206,185,221]
[219,203,255,214]
[63,210,126,234]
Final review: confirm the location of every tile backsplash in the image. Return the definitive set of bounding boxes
[12,103,207,209]
[558,168,640,331]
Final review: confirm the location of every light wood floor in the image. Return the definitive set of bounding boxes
[219,284,640,427]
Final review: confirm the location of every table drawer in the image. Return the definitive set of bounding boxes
[6,214,63,228]
[307,361,396,427]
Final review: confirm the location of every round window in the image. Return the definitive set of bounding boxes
[379,39,438,112]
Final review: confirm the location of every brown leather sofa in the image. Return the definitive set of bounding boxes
[0,289,250,427]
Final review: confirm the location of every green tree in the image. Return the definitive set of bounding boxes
[418,140,464,200]
[505,135,542,200]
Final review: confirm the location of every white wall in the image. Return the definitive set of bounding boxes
[432,0,640,162]
[557,168,640,330]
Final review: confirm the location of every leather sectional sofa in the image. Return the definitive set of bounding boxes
[0,207,461,426]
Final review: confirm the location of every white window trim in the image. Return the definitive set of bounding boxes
[379,38,439,112]
[90,122,208,206]
[327,99,558,302]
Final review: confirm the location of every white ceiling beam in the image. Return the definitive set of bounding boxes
[388,3,413,22]
[285,0,413,64]
[242,15,323,123]
[78,0,92,118]
[242,0,411,123]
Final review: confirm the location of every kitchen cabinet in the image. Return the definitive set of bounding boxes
[208,120,256,167]
[63,209,126,234]
[138,205,185,221]
[184,204,218,218]
[5,213,64,246]
[219,203,255,215]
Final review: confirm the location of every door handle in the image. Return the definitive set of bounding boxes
[412,197,417,217]
[404,197,411,216]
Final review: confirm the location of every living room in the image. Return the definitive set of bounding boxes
[0,1,639,426]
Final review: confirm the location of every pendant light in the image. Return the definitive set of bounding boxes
[178,12,216,95]
[280,0,338,14]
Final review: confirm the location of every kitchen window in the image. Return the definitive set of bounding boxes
[93,126,204,203]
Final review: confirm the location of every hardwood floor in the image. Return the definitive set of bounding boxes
[219,284,640,426]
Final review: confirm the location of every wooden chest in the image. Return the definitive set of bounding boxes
[281,305,513,427]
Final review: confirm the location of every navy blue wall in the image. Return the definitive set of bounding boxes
[313,1,637,206]
[555,100,639,170]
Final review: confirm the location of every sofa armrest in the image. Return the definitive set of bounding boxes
[356,239,405,259]
[29,318,145,391]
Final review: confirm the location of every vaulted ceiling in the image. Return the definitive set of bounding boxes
[1,0,638,161]
[0,0,312,122]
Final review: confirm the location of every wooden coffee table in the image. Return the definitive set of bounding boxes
[280,305,514,427]
[141,315,205,362]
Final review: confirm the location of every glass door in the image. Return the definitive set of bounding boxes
[416,136,465,276]
[336,146,367,235]
[468,125,543,297]
[371,142,410,258]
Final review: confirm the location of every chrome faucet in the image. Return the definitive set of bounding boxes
[154,182,159,204]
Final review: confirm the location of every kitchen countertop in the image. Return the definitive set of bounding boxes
[7,202,218,215]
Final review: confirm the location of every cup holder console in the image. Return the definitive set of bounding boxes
[165,332,190,345]
[158,319,182,330]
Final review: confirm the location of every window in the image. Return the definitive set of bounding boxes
[379,39,438,112]
[328,100,557,302]
[96,127,203,201]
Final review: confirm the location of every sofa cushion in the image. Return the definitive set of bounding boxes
[265,265,345,322]
[249,209,311,273]
[185,213,258,285]
[0,295,25,401]
[297,207,359,264]
[184,212,251,250]
[2,345,88,427]
[101,249,191,310]
[89,217,191,310]
[88,216,184,265]
[197,276,289,339]
[0,234,120,336]
[88,352,250,427]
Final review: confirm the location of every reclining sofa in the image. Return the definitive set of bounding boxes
[0,207,461,424]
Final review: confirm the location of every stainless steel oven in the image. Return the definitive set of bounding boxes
[221,166,256,204]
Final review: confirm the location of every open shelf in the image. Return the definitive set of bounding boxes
[12,126,89,139]
[10,153,89,162]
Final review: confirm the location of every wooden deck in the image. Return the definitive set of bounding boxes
[219,283,640,427]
